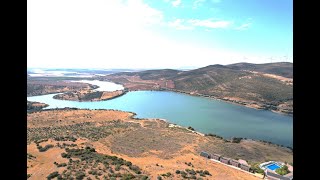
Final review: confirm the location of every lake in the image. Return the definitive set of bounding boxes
[71,80,124,91]
[27,81,293,147]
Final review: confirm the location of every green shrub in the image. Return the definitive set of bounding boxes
[125,161,132,167]
[54,136,77,142]
[115,165,121,171]
[27,153,36,159]
[57,175,63,180]
[275,165,290,175]
[38,144,54,152]
[121,173,135,180]
[180,171,187,176]
[129,165,141,174]
[140,175,149,180]
[203,170,210,175]
[205,133,223,139]
[34,139,48,144]
[188,169,196,175]
[56,163,67,167]
[47,171,59,180]
[75,171,86,180]
[61,153,70,158]
[81,91,103,101]
[231,137,243,143]
[88,170,98,175]
[251,163,264,174]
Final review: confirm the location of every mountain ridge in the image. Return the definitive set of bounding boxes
[104,62,293,114]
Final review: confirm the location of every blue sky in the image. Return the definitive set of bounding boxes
[27,0,292,69]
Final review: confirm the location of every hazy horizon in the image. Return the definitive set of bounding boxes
[27,61,292,71]
[28,0,292,69]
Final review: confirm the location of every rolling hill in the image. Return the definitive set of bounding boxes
[226,62,293,78]
[105,62,293,114]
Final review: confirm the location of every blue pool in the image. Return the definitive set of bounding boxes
[267,164,281,171]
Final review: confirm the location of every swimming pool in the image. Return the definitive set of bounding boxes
[267,163,281,171]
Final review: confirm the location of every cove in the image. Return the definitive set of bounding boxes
[28,90,292,147]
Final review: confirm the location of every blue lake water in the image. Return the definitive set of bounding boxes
[27,90,293,147]
[70,80,124,91]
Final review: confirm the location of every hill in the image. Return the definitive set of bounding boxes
[27,77,98,96]
[226,62,293,78]
[104,62,293,114]
[27,109,292,179]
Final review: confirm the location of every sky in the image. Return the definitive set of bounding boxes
[27,0,293,69]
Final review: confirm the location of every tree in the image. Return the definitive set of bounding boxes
[275,165,290,175]
[75,171,86,180]
[47,171,59,180]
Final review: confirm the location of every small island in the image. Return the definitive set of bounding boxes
[53,89,126,102]
[27,101,49,111]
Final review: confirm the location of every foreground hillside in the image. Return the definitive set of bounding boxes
[27,109,292,179]
[103,62,293,114]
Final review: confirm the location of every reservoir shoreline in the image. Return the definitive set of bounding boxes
[128,88,292,116]
[27,80,292,147]
[27,107,293,149]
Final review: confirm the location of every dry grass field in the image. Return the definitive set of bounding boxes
[27,109,292,179]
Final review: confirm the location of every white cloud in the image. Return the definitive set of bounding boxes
[193,0,221,9]
[164,0,182,7]
[28,0,168,69]
[193,0,206,9]
[235,23,252,30]
[172,0,182,7]
[124,0,163,25]
[167,17,233,30]
[27,0,286,69]
[168,19,194,30]
[211,0,221,3]
[188,19,232,28]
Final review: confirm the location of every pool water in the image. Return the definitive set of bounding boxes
[267,164,281,171]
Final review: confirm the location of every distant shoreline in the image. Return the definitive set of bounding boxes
[52,90,127,102]
[127,88,293,116]
[27,78,292,116]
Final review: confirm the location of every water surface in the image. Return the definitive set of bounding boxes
[71,80,124,91]
[28,90,292,147]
